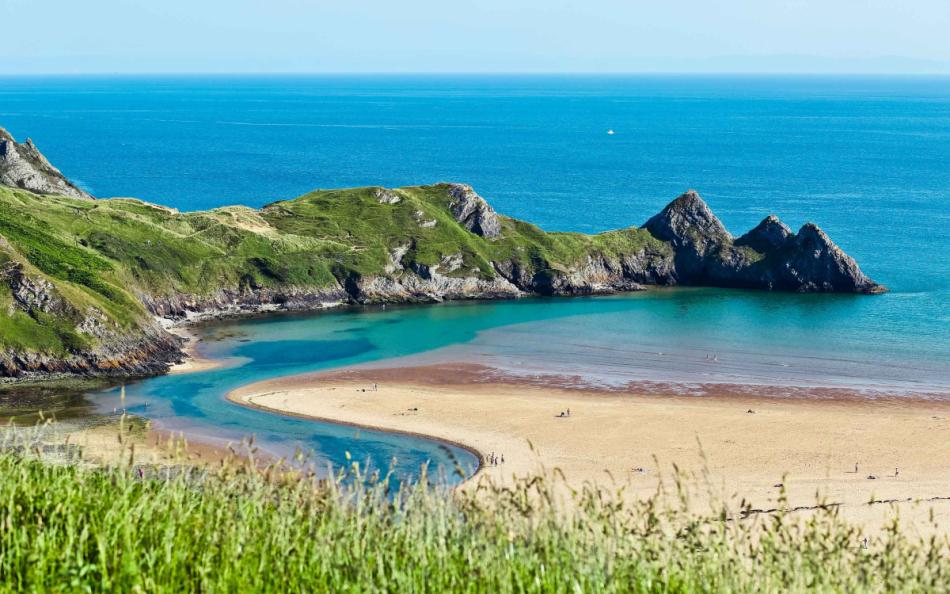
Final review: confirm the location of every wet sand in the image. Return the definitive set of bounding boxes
[229,363,950,531]
[166,324,222,375]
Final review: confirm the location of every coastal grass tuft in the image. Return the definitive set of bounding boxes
[0,430,947,593]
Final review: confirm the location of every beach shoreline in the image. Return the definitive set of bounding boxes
[164,323,224,375]
[228,362,950,529]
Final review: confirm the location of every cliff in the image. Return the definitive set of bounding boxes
[0,128,93,200]
[0,133,884,380]
[646,190,883,293]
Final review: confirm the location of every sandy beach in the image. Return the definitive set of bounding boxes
[229,363,950,530]
[165,324,223,375]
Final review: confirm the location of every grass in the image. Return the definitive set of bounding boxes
[0,184,679,359]
[0,425,947,593]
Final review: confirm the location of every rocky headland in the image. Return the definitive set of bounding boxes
[0,128,92,200]
[0,126,884,380]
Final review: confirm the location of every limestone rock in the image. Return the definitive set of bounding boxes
[414,210,437,228]
[642,191,884,293]
[373,187,402,205]
[1,261,71,315]
[784,223,884,294]
[442,183,502,239]
[736,215,793,252]
[643,190,732,281]
[0,128,93,200]
[644,190,731,251]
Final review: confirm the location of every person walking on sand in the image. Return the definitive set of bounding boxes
[854,462,859,474]
[895,467,899,478]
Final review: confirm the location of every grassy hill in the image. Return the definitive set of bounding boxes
[0,183,669,372]
[0,125,886,379]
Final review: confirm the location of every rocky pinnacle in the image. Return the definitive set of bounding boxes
[0,127,93,200]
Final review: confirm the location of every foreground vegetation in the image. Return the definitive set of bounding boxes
[0,430,948,593]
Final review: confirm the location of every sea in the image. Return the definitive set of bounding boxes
[1,75,948,478]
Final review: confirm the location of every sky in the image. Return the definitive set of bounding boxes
[1,0,948,74]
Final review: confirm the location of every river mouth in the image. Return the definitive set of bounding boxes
[3,287,949,483]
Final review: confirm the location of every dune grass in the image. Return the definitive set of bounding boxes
[0,425,948,593]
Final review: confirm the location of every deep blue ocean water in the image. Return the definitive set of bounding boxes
[2,75,948,476]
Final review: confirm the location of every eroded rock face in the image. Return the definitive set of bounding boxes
[643,190,732,282]
[784,224,883,293]
[644,190,732,250]
[139,286,350,320]
[736,215,793,253]
[642,191,885,294]
[1,261,71,315]
[0,128,93,200]
[0,325,183,380]
[442,183,502,239]
[373,187,402,205]
[493,249,673,296]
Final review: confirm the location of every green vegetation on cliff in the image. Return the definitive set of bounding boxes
[0,183,669,360]
[0,125,888,378]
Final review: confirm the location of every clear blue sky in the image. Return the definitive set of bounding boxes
[1,0,948,74]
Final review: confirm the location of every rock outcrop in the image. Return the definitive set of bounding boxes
[735,215,792,253]
[0,128,92,200]
[139,286,350,320]
[443,183,502,239]
[783,223,883,293]
[642,191,885,294]
[643,189,732,283]
[0,261,183,379]
[1,262,71,316]
[0,326,182,380]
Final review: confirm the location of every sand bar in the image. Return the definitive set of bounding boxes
[229,363,950,530]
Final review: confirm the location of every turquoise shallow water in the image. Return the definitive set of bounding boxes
[2,75,948,476]
[100,289,950,478]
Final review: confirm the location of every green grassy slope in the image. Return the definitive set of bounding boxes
[0,184,671,359]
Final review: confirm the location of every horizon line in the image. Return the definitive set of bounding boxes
[3,71,950,78]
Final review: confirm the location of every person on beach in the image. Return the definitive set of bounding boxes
[854,462,859,474]
[567,408,570,417]
[895,467,899,478]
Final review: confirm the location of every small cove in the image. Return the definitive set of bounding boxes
[58,286,950,483]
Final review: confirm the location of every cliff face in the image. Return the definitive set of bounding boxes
[0,260,182,380]
[644,190,885,294]
[0,131,884,380]
[0,128,93,201]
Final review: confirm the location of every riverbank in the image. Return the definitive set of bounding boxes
[229,363,950,529]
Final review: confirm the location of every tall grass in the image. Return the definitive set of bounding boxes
[0,434,948,593]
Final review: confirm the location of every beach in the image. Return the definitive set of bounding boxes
[230,363,950,530]
[165,324,223,375]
